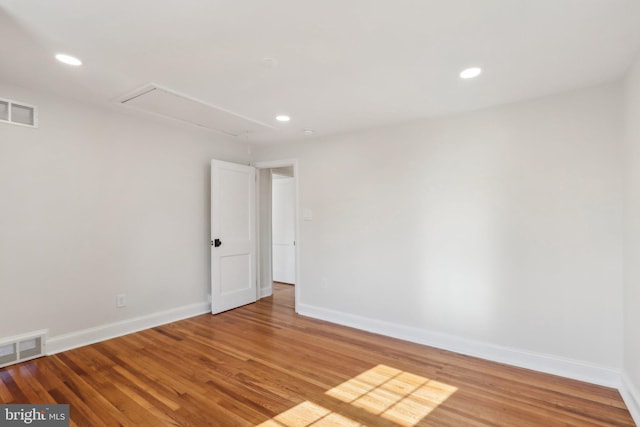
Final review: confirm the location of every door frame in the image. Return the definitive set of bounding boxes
[253,159,300,312]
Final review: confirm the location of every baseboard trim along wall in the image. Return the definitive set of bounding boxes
[621,374,640,426]
[297,303,621,389]
[260,285,273,298]
[41,297,639,425]
[47,302,210,355]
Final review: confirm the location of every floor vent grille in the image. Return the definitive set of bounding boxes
[0,330,47,368]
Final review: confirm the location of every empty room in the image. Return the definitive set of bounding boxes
[2,1,640,425]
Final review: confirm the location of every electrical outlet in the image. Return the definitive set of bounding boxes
[116,294,126,308]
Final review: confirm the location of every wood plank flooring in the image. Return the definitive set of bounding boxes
[0,283,635,426]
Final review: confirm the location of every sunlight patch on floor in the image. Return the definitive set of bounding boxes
[326,364,457,426]
[256,364,457,426]
[256,401,361,426]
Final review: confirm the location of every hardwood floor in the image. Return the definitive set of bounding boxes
[0,283,635,426]
[272,282,295,309]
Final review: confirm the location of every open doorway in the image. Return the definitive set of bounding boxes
[254,160,299,312]
[272,167,296,284]
[272,167,296,310]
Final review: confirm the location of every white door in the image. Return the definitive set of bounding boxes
[211,160,256,314]
[272,176,296,284]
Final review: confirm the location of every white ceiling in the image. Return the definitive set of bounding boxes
[1,0,640,144]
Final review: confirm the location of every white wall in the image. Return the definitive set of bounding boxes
[0,82,249,340]
[252,82,624,372]
[623,53,640,417]
[0,73,631,399]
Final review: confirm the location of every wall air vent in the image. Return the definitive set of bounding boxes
[119,84,274,137]
[0,97,37,128]
[0,330,48,368]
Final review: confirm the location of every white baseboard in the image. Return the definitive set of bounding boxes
[297,303,621,389]
[621,373,640,426]
[47,302,210,355]
[260,286,273,298]
[37,297,637,423]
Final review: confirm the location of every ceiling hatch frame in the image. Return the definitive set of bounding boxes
[118,83,275,137]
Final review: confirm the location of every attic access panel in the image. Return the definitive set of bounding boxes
[120,85,274,137]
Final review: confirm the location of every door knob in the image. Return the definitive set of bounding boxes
[213,238,222,247]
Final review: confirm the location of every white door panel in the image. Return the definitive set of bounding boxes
[211,160,256,314]
[273,244,295,284]
[272,177,296,284]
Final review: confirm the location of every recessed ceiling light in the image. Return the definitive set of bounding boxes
[303,129,314,135]
[460,67,482,79]
[276,115,290,122]
[55,53,82,66]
